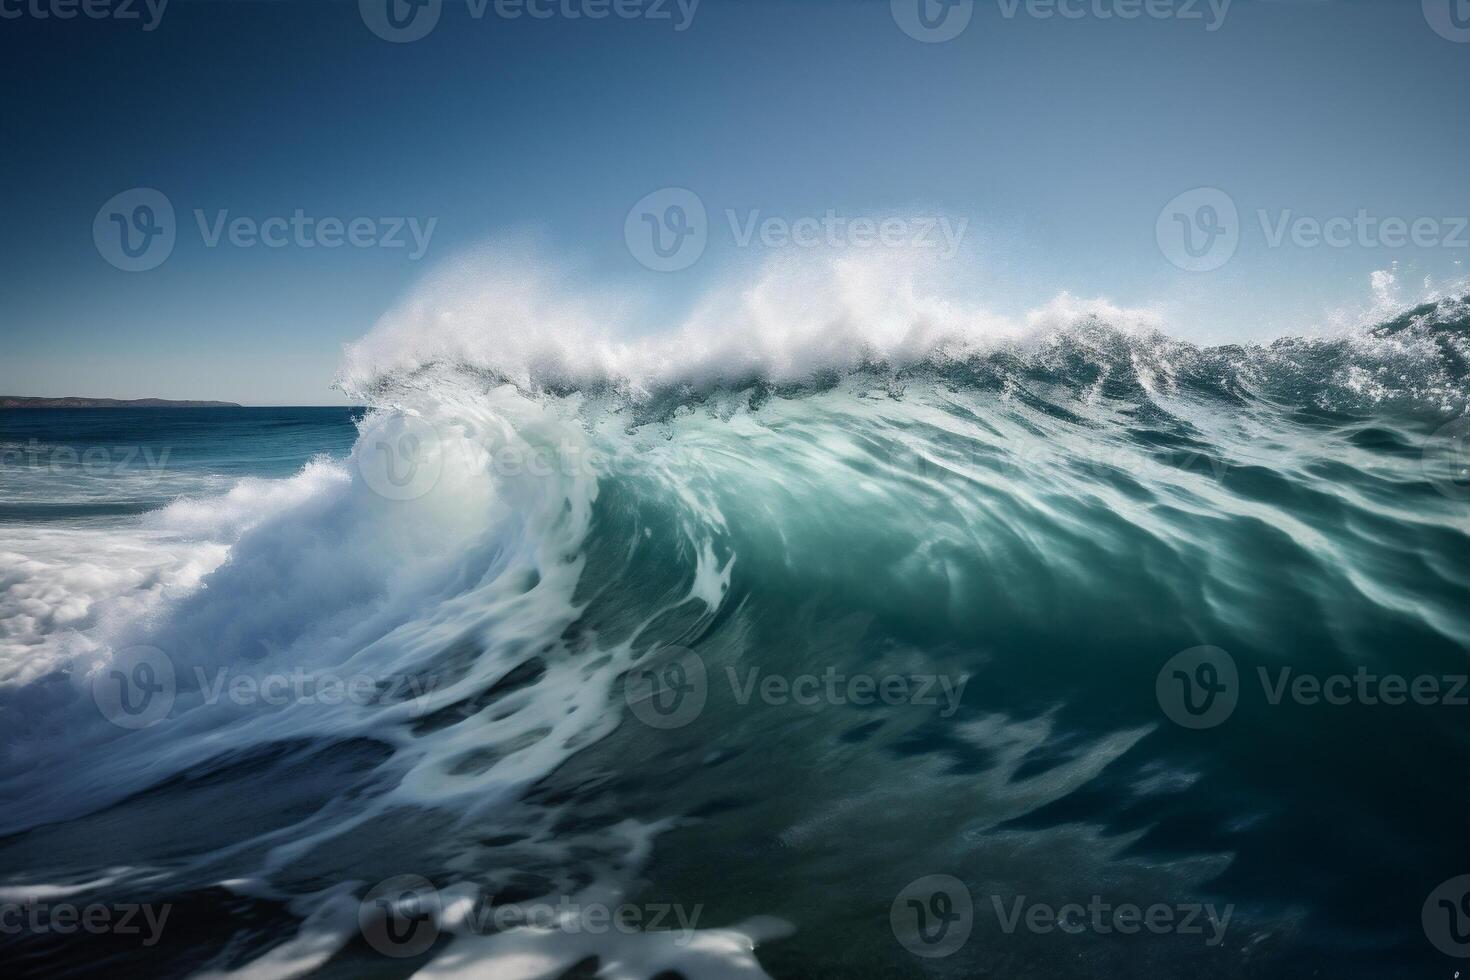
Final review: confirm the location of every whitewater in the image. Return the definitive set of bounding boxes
[1,248,1467,978]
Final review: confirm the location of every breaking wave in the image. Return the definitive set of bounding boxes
[1,249,1467,978]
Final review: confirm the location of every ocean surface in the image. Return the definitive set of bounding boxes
[1,283,1469,978]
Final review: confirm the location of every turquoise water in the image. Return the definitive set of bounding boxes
[0,301,1468,978]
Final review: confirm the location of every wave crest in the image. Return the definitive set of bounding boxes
[341,247,1469,418]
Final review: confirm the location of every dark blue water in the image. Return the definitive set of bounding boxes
[0,408,361,522]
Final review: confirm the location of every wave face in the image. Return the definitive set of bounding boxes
[1,256,1468,978]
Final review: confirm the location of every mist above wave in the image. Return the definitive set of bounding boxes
[339,246,1164,401]
[339,246,1469,418]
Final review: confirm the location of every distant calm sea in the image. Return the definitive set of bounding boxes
[0,407,361,522]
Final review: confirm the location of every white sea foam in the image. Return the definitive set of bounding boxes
[340,244,1166,400]
[0,461,348,689]
[0,375,771,979]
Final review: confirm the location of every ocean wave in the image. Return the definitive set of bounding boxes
[1,251,1467,978]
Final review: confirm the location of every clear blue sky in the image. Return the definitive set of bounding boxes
[2,0,1467,405]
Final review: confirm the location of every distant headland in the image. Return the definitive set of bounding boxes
[0,396,243,409]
